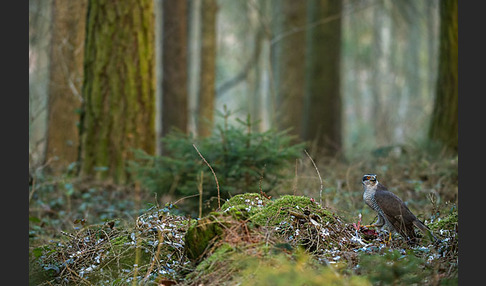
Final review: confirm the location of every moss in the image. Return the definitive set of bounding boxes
[184,193,270,264]
[357,250,419,285]
[184,242,274,285]
[184,215,229,262]
[184,245,371,286]
[220,193,270,220]
[185,194,347,270]
[252,195,335,226]
[429,210,458,231]
[80,0,155,184]
[238,250,371,286]
[194,243,235,273]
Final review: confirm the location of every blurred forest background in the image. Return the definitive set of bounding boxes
[29,0,457,217]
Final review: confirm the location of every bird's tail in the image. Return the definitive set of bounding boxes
[413,220,439,244]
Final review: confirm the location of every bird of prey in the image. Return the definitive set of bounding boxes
[362,174,438,245]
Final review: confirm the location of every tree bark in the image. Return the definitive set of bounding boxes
[303,0,343,156]
[161,0,188,146]
[428,0,458,154]
[29,0,53,168]
[197,0,218,137]
[370,2,394,146]
[272,0,307,141]
[45,0,87,174]
[187,0,202,137]
[79,0,156,183]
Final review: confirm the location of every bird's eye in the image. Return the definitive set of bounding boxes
[366,176,371,180]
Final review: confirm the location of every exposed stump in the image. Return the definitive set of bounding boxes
[184,214,229,262]
[185,193,270,263]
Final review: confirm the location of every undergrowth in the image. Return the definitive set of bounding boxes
[129,108,305,216]
[29,137,458,285]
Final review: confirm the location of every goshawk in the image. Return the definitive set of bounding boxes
[362,174,437,244]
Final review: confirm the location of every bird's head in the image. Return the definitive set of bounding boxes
[362,174,378,187]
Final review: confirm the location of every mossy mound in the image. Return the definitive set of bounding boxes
[252,195,336,226]
[220,193,270,219]
[185,194,359,272]
[250,195,357,253]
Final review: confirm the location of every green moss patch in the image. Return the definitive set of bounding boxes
[184,214,229,262]
[252,195,336,226]
[220,193,270,219]
[221,193,270,212]
[249,195,358,253]
[429,209,458,232]
[184,194,360,276]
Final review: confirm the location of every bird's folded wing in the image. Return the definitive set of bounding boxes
[374,191,408,216]
[374,190,417,237]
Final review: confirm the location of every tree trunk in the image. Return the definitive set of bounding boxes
[187,0,202,137]
[370,2,393,147]
[29,0,53,168]
[79,0,156,183]
[161,0,188,146]
[197,0,218,137]
[428,0,458,153]
[426,0,439,102]
[45,0,87,174]
[272,0,307,140]
[257,0,272,132]
[302,0,343,156]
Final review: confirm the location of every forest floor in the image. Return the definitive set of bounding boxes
[29,145,458,285]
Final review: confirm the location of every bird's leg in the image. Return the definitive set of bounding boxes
[362,224,376,228]
[379,231,393,245]
[363,215,384,229]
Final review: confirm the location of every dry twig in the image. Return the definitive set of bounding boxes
[193,144,221,209]
[197,171,204,219]
[304,150,323,207]
[293,159,298,195]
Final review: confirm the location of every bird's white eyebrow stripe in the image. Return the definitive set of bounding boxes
[363,174,376,178]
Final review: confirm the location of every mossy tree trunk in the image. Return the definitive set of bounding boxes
[302,0,343,156]
[272,0,307,141]
[45,0,87,174]
[161,0,188,148]
[79,0,155,183]
[197,0,218,138]
[428,0,458,154]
